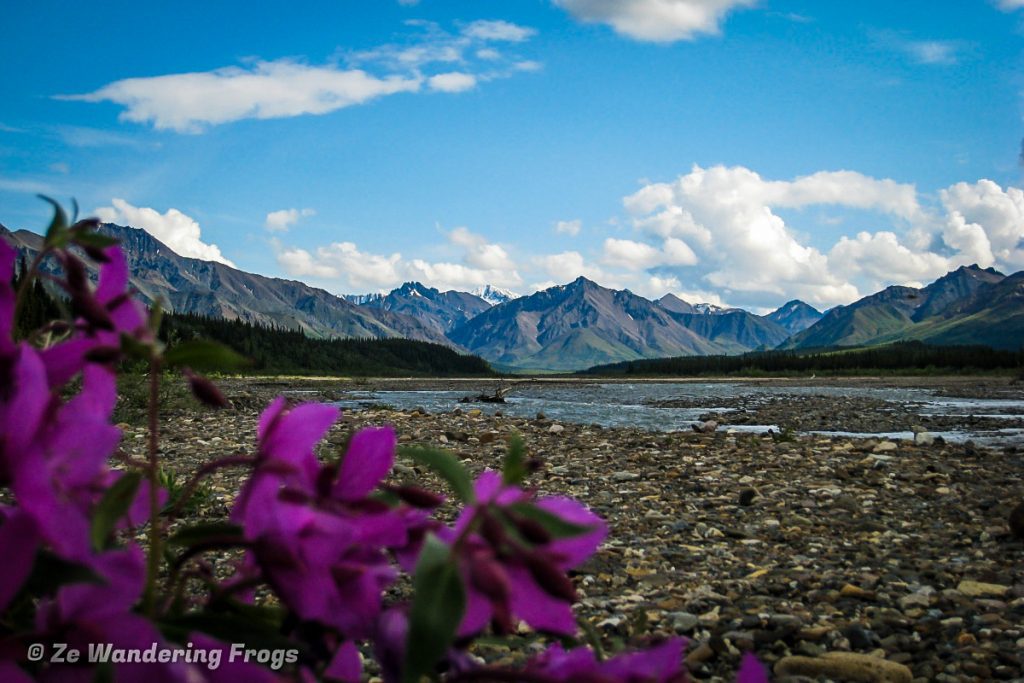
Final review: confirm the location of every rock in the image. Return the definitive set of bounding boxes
[467,409,482,417]
[479,432,499,445]
[738,487,758,506]
[669,611,699,633]
[873,441,899,453]
[535,411,546,421]
[548,424,565,434]
[841,584,876,600]
[1009,501,1024,539]
[774,652,912,682]
[844,624,878,651]
[692,420,718,434]
[612,471,641,482]
[913,431,935,446]
[956,580,1009,597]
[684,641,715,666]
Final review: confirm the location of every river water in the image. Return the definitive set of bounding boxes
[335,381,1024,447]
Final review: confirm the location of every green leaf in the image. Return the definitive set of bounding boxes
[403,535,465,683]
[21,550,105,596]
[164,339,248,371]
[502,433,527,485]
[38,195,70,247]
[71,231,119,248]
[91,471,143,550]
[159,611,300,655]
[507,502,595,539]
[399,446,475,503]
[169,522,245,547]
[119,332,156,361]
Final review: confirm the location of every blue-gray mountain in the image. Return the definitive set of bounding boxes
[4,221,1019,371]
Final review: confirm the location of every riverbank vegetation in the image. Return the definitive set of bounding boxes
[581,340,1024,377]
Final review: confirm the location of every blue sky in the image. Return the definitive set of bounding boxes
[2,0,1023,312]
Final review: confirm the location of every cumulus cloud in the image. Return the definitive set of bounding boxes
[461,20,536,42]
[265,208,315,232]
[624,164,1024,307]
[428,72,477,93]
[277,242,403,288]
[602,237,697,269]
[64,61,421,133]
[96,198,235,266]
[941,180,1024,270]
[555,219,582,236]
[997,0,1024,10]
[274,226,522,293]
[553,0,757,42]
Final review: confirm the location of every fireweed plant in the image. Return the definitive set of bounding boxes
[0,203,770,682]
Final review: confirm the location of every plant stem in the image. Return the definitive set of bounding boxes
[164,454,255,521]
[142,356,162,616]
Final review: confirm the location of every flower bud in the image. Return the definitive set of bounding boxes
[510,515,552,545]
[184,369,229,409]
[392,485,444,509]
[84,345,122,365]
[523,551,576,602]
[468,555,510,603]
[63,254,89,295]
[72,292,115,331]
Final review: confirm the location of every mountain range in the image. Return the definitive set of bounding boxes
[3,221,1020,371]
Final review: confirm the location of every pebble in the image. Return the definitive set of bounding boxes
[774,652,912,683]
[956,580,1009,598]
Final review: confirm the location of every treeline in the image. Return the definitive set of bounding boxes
[9,266,493,376]
[159,311,494,377]
[581,341,1024,376]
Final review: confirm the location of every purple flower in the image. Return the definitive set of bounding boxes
[0,508,40,611]
[445,470,606,637]
[526,638,687,683]
[233,402,411,640]
[35,545,187,683]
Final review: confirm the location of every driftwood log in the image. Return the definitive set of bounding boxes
[459,380,535,404]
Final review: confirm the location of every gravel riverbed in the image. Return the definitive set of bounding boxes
[122,377,1024,683]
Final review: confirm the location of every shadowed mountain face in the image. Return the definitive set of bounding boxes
[783,265,1018,350]
[1,223,451,345]
[766,300,823,334]
[448,277,726,371]
[360,281,491,337]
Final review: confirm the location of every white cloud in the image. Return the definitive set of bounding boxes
[905,40,960,65]
[601,237,697,269]
[274,226,522,293]
[96,198,235,266]
[462,20,536,42]
[447,227,517,271]
[997,0,1024,10]
[277,242,403,288]
[428,72,477,93]
[553,0,757,42]
[624,164,1024,307]
[941,180,1024,270]
[265,207,315,232]
[555,219,582,236]
[64,61,421,133]
[476,48,501,60]
[397,0,420,5]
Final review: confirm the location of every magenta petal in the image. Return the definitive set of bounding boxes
[57,545,145,621]
[456,584,493,637]
[333,426,395,501]
[601,637,685,681]
[94,246,129,302]
[325,641,361,682]
[258,396,288,442]
[736,651,770,683]
[506,565,577,635]
[473,470,504,502]
[534,496,607,569]
[122,476,168,528]
[0,511,40,610]
[0,662,33,683]
[261,402,338,485]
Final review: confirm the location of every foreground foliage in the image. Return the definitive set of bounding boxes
[0,203,768,681]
